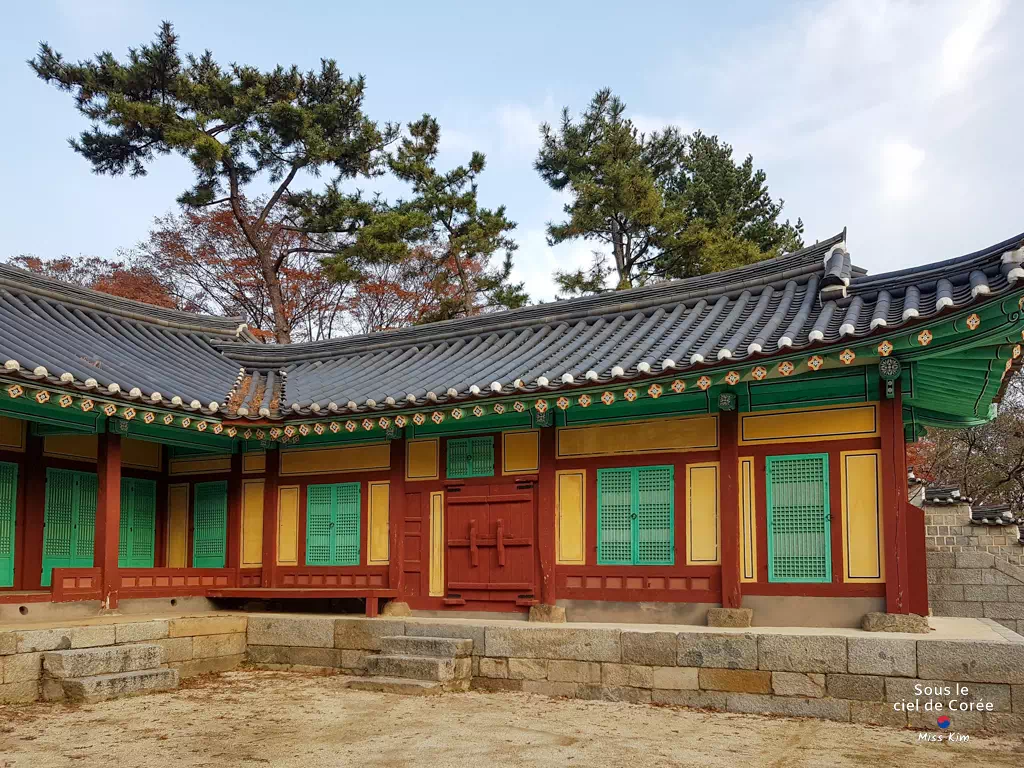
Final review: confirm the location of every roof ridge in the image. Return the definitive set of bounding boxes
[0,262,251,336]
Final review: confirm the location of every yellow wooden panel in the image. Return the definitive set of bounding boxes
[167,483,189,568]
[841,450,885,583]
[503,430,539,474]
[739,457,757,582]
[43,434,97,462]
[406,438,438,481]
[43,435,159,469]
[0,416,26,452]
[555,470,586,565]
[169,454,231,475]
[280,443,390,476]
[243,451,266,474]
[368,481,390,565]
[739,403,879,445]
[557,415,718,458]
[122,438,161,471]
[277,485,300,566]
[686,462,720,565]
[429,491,444,596]
[241,479,265,568]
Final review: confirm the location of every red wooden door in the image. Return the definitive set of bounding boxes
[446,481,536,604]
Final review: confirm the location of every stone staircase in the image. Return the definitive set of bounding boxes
[348,635,473,695]
[41,643,179,703]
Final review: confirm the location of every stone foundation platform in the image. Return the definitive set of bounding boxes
[2,611,1022,733]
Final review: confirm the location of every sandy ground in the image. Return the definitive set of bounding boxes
[0,671,1021,768]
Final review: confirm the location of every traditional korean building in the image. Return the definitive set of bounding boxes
[0,229,1021,626]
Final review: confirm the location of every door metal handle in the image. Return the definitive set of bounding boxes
[469,519,478,567]
[496,518,505,567]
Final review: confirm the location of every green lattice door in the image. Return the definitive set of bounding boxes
[119,478,156,568]
[193,481,228,568]
[0,462,17,587]
[305,482,361,566]
[42,468,97,587]
[766,454,831,583]
[597,465,674,566]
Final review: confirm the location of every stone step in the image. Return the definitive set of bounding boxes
[379,636,473,658]
[345,676,469,696]
[365,654,471,682]
[44,668,179,703]
[43,644,164,679]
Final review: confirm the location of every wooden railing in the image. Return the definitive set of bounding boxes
[118,568,239,598]
[274,566,389,589]
[50,568,103,602]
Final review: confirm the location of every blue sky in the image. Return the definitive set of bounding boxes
[1,0,1021,302]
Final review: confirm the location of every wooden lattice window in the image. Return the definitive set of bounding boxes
[766,454,831,583]
[597,465,674,566]
[41,468,97,586]
[119,477,156,569]
[446,437,494,479]
[305,482,361,566]
[193,481,228,568]
[0,461,17,587]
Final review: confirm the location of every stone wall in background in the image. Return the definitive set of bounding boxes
[927,552,1024,634]
[923,502,1024,567]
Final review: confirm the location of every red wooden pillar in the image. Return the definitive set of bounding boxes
[537,426,557,605]
[388,438,406,595]
[225,452,243,576]
[879,386,911,614]
[260,446,280,588]
[94,432,122,608]
[719,409,742,609]
[18,433,44,591]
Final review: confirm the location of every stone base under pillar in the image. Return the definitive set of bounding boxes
[706,607,753,628]
[528,604,566,623]
[381,601,412,617]
[861,612,930,633]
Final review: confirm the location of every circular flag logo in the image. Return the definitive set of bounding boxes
[937,716,951,730]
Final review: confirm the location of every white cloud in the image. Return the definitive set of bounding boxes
[495,104,545,159]
[688,0,1017,276]
[879,140,925,202]
[938,0,1005,94]
[512,228,602,303]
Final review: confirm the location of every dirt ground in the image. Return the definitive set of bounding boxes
[0,671,1022,768]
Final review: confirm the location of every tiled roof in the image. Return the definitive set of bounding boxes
[2,227,1023,421]
[217,229,1024,418]
[0,263,251,416]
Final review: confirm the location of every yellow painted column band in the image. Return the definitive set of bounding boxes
[166,483,189,568]
[277,485,300,566]
[368,481,390,565]
[739,457,757,582]
[429,491,444,597]
[686,462,720,565]
[241,479,265,568]
[555,470,586,565]
[840,450,885,582]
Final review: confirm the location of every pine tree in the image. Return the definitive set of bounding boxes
[535,89,804,295]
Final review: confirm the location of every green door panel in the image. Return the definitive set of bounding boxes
[119,478,156,569]
[597,466,675,566]
[305,482,361,566]
[42,468,97,586]
[0,462,17,587]
[766,453,831,583]
[192,481,228,568]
